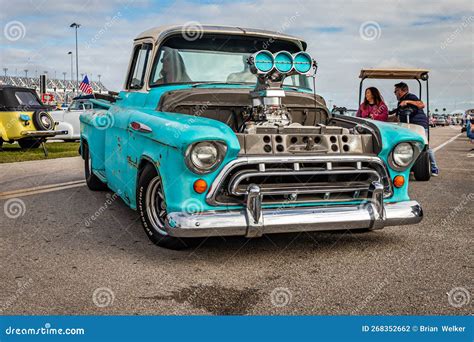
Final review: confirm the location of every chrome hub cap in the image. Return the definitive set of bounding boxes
[145,177,168,235]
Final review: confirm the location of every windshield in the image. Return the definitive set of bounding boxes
[69,101,82,110]
[69,101,92,110]
[150,35,311,89]
[15,91,41,107]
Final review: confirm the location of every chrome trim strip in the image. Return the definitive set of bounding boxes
[21,130,68,137]
[165,200,423,238]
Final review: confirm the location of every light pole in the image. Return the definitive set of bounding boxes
[67,51,73,82]
[70,23,81,90]
[3,68,7,77]
[24,69,28,78]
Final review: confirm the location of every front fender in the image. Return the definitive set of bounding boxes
[122,108,241,211]
[370,120,426,202]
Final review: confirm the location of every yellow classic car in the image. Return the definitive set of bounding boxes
[0,85,67,149]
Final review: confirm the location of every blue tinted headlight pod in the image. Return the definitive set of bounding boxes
[250,50,274,74]
[293,52,313,74]
[274,51,293,74]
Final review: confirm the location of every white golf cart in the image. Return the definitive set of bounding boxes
[359,68,432,181]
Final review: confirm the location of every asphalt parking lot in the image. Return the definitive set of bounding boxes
[0,126,472,315]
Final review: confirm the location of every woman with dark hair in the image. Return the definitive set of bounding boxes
[356,87,388,121]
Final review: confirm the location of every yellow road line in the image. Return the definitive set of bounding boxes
[0,180,86,200]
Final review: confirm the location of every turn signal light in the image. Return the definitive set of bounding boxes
[193,179,208,194]
[393,175,405,188]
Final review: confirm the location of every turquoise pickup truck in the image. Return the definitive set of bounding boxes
[80,25,424,249]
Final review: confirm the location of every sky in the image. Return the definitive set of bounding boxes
[0,0,473,112]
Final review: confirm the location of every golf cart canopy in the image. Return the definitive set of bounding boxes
[359,68,429,80]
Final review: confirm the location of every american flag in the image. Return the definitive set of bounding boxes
[79,75,93,94]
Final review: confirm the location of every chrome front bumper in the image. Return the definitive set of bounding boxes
[165,182,423,238]
[21,130,68,137]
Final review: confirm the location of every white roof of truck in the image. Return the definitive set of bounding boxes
[135,24,307,50]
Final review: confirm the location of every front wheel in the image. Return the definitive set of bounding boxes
[412,150,431,181]
[137,164,195,250]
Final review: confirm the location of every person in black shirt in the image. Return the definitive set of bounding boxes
[391,82,439,176]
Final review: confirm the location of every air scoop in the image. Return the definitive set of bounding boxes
[244,50,317,132]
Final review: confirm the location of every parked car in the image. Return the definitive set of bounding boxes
[433,115,448,126]
[0,85,67,149]
[80,25,424,249]
[50,95,108,141]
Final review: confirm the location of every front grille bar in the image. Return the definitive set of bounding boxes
[229,168,381,196]
[206,155,392,206]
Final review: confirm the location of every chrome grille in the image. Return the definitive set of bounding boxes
[206,155,392,206]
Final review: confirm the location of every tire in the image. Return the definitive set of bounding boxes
[83,143,108,191]
[18,138,42,149]
[137,163,196,250]
[32,111,54,131]
[412,150,431,181]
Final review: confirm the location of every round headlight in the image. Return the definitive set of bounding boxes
[393,143,414,167]
[187,141,226,173]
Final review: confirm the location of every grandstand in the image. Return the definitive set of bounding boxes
[0,75,108,104]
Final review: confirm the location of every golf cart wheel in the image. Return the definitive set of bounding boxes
[412,150,431,181]
[137,163,196,250]
[18,138,42,149]
[83,143,108,191]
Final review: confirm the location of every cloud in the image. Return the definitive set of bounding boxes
[0,0,473,111]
